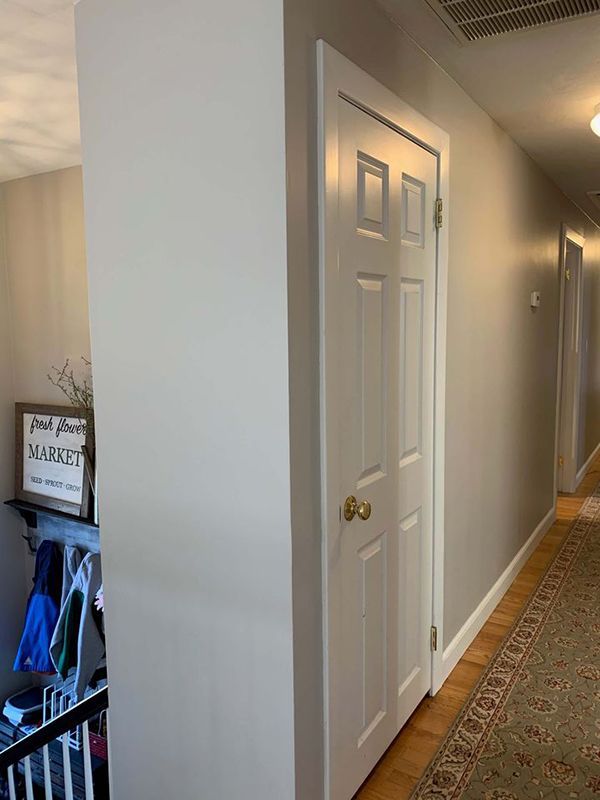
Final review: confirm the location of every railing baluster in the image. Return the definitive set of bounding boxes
[62,733,74,800]
[24,755,34,800]
[82,720,95,800]
[0,686,108,773]
[7,764,16,800]
[0,685,109,799]
[43,743,53,799]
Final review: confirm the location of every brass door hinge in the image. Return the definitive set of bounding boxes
[559,455,564,467]
[430,625,438,652]
[435,198,443,229]
[566,268,571,281]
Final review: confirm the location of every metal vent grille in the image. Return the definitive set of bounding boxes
[587,190,600,211]
[429,0,600,41]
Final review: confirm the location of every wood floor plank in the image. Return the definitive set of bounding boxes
[354,455,600,799]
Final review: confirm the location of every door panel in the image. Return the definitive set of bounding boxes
[401,175,426,247]
[357,274,387,484]
[398,508,422,688]
[358,531,388,744]
[329,98,437,800]
[357,153,389,238]
[399,279,423,465]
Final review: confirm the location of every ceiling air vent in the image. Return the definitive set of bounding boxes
[587,190,600,211]
[426,0,600,42]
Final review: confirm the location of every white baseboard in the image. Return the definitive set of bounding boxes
[575,440,600,489]
[440,504,556,684]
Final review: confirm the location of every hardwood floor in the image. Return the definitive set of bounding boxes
[356,455,600,800]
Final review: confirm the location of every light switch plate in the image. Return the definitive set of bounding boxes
[530,291,541,308]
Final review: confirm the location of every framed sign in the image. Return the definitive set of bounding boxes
[15,403,93,518]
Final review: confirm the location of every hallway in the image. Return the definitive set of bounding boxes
[2,1,600,796]
[357,456,600,799]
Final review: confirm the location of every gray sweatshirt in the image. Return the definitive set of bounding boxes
[50,552,105,701]
[61,546,82,609]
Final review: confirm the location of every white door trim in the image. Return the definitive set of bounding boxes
[317,41,450,797]
[553,224,585,498]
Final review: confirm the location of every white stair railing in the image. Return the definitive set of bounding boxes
[0,686,108,800]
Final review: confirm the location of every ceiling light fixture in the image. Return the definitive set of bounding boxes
[591,105,600,138]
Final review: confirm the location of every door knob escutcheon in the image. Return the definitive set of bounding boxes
[344,495,372,522]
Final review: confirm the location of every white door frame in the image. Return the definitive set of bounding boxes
[317,40,450,795]
[553,224,585,497]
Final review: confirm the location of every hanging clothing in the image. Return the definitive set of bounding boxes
[61,546,82,608]
[14,540,62,673]
[50,552,105,701]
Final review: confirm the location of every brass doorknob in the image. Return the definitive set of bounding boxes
[344,495,372,522]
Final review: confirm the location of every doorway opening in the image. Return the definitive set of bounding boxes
[555,225,585,495]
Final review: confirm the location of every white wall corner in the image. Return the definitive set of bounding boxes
[576,440,600,489]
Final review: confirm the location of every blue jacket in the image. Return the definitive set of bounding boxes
[14,540,62,673]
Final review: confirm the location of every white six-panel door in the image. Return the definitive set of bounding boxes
[328,98,437,800]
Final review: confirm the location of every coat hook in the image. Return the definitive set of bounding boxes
[21,533,37,555]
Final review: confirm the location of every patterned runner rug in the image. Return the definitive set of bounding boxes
[411,485,600,799]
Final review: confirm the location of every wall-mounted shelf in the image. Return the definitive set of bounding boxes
[5,499,100,554]
[5,499,98,530]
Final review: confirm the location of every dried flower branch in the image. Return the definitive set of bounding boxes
[48,356,95,442]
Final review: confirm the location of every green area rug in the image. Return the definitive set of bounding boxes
[412,486,600,799]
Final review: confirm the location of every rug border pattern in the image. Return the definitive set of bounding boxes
[410,485,600,799]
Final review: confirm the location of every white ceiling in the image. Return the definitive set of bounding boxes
[379,0,600,224]
[0,0,80,183]
[0,0,599,225]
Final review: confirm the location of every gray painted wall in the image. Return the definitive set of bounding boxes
[2,167,91,405]
[75,1,296,798]
[578,277,589,472]
[582,234,600,461]
[283,1,600,795]
[0,210,27,700]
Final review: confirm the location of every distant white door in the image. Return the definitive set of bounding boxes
[557,233,584,493]
[327,97,437,800]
